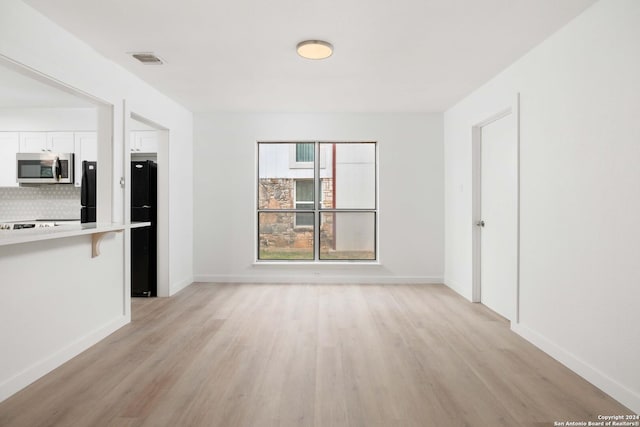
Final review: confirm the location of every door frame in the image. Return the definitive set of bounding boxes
[471,93,521,323]
[123,102,171,299]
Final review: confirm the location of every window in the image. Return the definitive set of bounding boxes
[296,143,314,162]
[289,142,320,169]
[258,142,377,261]
[294,179,314,226]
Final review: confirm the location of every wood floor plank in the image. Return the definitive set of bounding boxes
[0,283,632,427]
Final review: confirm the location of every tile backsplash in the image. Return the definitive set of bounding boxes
[0,185,81,221]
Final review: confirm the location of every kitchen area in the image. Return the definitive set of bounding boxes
[0,56,163,399]
[0,63,97,228]
[0,63,160,297]
[0,1,193,404]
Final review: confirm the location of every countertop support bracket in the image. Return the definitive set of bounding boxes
[92,230,123,258]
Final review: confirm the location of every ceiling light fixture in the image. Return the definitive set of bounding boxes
[296,40,333,60]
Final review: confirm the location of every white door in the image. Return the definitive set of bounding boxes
[480,115,517,320]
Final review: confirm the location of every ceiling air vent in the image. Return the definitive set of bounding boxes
[130,52,164,65]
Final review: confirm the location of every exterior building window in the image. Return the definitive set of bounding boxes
[294,179,314,227]
[258,141,377,261]
[296,143,314,162]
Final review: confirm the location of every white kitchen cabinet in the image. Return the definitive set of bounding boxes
[19,132,75,153]
[0,132,19,187]
[131,131,158,153]
[73,132,97,187]
[14,131,96,187]
[47,132,76,153]
[18,132,47,152]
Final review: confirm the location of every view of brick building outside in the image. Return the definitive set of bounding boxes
[258,177,334,251]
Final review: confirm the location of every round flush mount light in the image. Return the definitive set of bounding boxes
[296,40,333,60]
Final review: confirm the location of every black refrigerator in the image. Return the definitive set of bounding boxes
[80,161,97,223]
[131,160,157,297]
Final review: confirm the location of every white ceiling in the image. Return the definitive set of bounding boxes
[24,0,597,113]
[0,64,95,108]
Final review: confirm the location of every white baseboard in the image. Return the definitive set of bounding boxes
[170,277,194,295]
[512,323,640,414]
[443,277,472,301]
[0,315,128,403]
[193,274,443,285]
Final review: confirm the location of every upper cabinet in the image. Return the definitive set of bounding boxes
[18,132,46,152]
[0,132,19,187]
[47,132,76,153]
[131,131,158,153]
[4,131,97,187]
[19,132,75,153]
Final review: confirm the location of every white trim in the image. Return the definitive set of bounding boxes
[194,274,443,284]
[0,54,111,107]
[170,277,194,296]
[125,108,170,297]
[97,105,114,225]
[254,142,259,262]
[253,261,382,266]
[471,125,482,303]
[122,101,132,318]
[515,93,521,323]
[512,323,640,414]
[0,315,128,403]
[444,277,473,302]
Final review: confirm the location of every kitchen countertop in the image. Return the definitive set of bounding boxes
[0,222,151,247]
[0,219,81,224]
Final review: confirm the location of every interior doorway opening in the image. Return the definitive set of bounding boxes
[125,106,170,298]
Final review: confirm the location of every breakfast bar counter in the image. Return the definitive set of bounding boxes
[0,222,151,256]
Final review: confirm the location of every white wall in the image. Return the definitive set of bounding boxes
[0,0,193,401]
[0,235,124,401]
[0,108,96,131]
[444,0,640,412]
[194,113,443,283]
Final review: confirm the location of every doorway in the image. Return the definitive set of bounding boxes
[124,104,170,298]
[472,95,520,323]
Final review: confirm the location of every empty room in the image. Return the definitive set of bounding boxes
[0,0,638,426]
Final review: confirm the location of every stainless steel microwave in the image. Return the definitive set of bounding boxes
[16,153,74,184]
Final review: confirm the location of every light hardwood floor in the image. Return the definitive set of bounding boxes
[0,283,631,426]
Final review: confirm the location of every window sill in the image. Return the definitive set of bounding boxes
[253,261,382,267]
